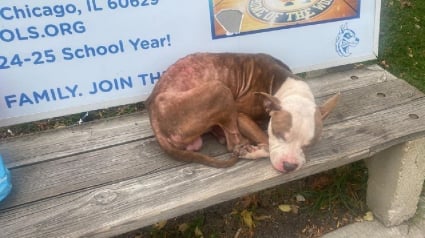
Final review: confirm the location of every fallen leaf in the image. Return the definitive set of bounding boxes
[240,209,255,229]
[354,63,364,69]
[194,226,204,237]
[153,220,167,230]
[380,60,390,68]
[400,0,412,8]
[35,122,48,130]
[336,220,342,228]
[7,129,14,136]
[278,204,292,213]
[253,214,272,221]
[234,228,243,238]
[295,194,306,202]
[231,209,239,216]
[178,223,189,233]
[363,211,374,221]
[408,47,414,58]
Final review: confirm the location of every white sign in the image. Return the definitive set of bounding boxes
[0,0,381,126]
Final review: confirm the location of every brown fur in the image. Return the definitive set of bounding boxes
[146,53,292,167]
[270,110,293,140]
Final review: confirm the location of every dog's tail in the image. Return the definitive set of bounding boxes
[154,133,239,168]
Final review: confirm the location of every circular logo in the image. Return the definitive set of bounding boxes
[248,0,334,24]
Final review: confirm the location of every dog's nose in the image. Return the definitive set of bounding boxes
[283,162,298,172]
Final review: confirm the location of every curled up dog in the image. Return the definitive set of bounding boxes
[146,53,340,173]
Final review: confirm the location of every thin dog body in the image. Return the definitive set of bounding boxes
[146,53,340,172]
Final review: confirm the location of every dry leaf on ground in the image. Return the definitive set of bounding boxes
[194,226,204,237]
[240,209,255,229]
[278,204,292,213]
[363,211,374,221]
[178,223,189,233]
[153,220,167,230]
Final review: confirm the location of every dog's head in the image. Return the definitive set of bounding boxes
[257,91,340,173]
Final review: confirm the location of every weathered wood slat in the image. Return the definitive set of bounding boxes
[321,77,423,124]
[0,111,152,168]
[1,95,425,238]
[306,64,396,97]
[0,135,227,209]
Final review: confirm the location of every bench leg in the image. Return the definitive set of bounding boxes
[365,137,425,227]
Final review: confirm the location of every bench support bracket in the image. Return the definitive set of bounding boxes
[366,137,425,227]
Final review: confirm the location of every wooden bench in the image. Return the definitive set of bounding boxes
[1,64,425,237]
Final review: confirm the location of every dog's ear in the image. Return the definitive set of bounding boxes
[319,92,341,120]
[255,92,282,113]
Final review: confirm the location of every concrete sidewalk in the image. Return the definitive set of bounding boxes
[323,183,425,238]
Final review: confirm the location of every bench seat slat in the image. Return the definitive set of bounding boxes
[321,76,423,124]
[0,112,152,169]
[306,64,397,97]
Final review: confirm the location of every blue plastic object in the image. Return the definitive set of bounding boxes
[0,154,12,202]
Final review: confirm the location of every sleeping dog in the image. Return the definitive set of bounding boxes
[146,53,340,172]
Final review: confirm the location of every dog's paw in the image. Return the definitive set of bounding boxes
[234,144,269,160]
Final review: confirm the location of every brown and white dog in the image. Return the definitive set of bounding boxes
[146,53,340,172]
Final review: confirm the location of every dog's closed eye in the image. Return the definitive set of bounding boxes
[270,110,292,140]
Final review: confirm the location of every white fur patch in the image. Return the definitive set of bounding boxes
[267,77,316,172]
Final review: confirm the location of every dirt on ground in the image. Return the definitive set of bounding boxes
[117,163,369,238]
